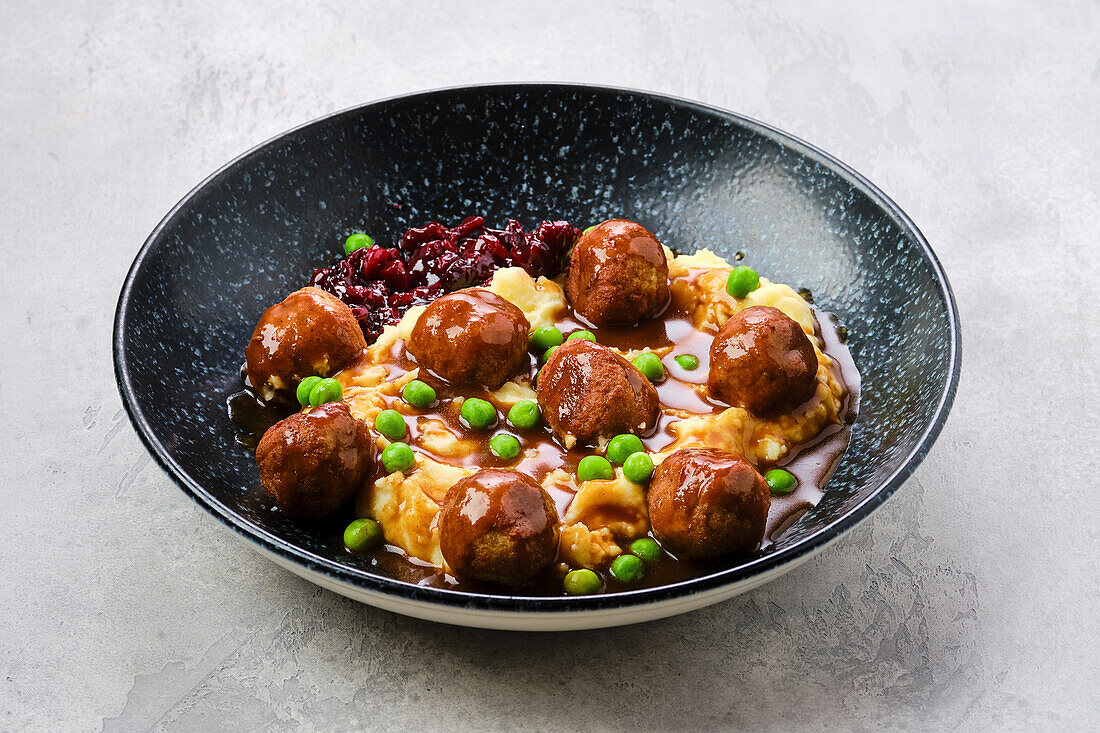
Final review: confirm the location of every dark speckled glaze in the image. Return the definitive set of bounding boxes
[113,84,960,616]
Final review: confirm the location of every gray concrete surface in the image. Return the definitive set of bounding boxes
[2,1,1097,730]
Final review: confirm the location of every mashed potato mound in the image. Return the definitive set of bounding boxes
[485,268,567,329]
[558,523,622,569]
[564,471,649,541]
[669,249,815,335]
[360,457,475,567]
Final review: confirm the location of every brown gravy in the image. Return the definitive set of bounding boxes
[229,295,859,596]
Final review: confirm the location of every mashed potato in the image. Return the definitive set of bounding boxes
[668,249,815,335]
[485,267,568,329]
[337,257,846,573]
[563,471,649,541]
[359,457,474,567]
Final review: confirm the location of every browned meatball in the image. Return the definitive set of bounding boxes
[565,219,669,325]
[438,468,559,587]
[708,305,819,415]
[407,289,530,390]
[255,401,373,518]
[536,338,660,446]
[245,287,367,401]
[647,448,770,560]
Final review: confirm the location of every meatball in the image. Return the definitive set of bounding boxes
[708,305,819,415]
[255,401,373,518]
[565,219,669,325]
[245,287,367,401]
[439,468,559,587]
[407,289,530,390]
[536,338,659,446]
[647,448,770,560]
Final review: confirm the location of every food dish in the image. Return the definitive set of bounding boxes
[113,84,960,629]
[233,217,860,596]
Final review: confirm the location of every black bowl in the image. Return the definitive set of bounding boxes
[114,84,960,630]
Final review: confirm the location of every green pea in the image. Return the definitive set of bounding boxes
[460,397,497,430]
[622,452,654,484]
[726,265,760,298]
[577,455,614,482]
[632,352,665,382]
[765,468,797,494]
[296,376,322,407]
[629,537,662,563]
[563,568,601,595]
[489,433,521,459]
[583,225,598,234]
[374,409,406,440]
[344,232,374,256]
[507,400,541,430]
[381,442,416,473]
[308,377,342,406]
[610,553,645,583]
[567,330,595,342]
[674,354,699,371]
[606,434,644,465]
[529,325,564,353]
[402,379,436,408]
[541,345,559,363]
[344,518,383,552]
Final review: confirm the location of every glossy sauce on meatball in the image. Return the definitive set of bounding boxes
[647,448,771,560]
[255,401,373,519]
[536,338,660,446]
[245,287,367,400]
[708,305,818,415]
[439,468,559,587]
[565,219,669,325]
[407,289,530,390]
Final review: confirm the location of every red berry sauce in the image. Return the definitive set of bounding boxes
[308,216,581,342]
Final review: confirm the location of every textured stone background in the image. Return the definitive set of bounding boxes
[2,1,1097,730]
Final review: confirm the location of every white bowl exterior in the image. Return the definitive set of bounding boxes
[251,536,838,631]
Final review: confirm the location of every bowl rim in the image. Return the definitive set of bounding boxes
[113,82,961,614]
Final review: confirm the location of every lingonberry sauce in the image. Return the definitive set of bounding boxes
[308,217,581,341]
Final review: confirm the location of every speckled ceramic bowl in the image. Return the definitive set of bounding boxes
[114,84,960,630]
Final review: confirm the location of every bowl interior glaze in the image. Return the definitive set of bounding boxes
[114,84,959,614]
